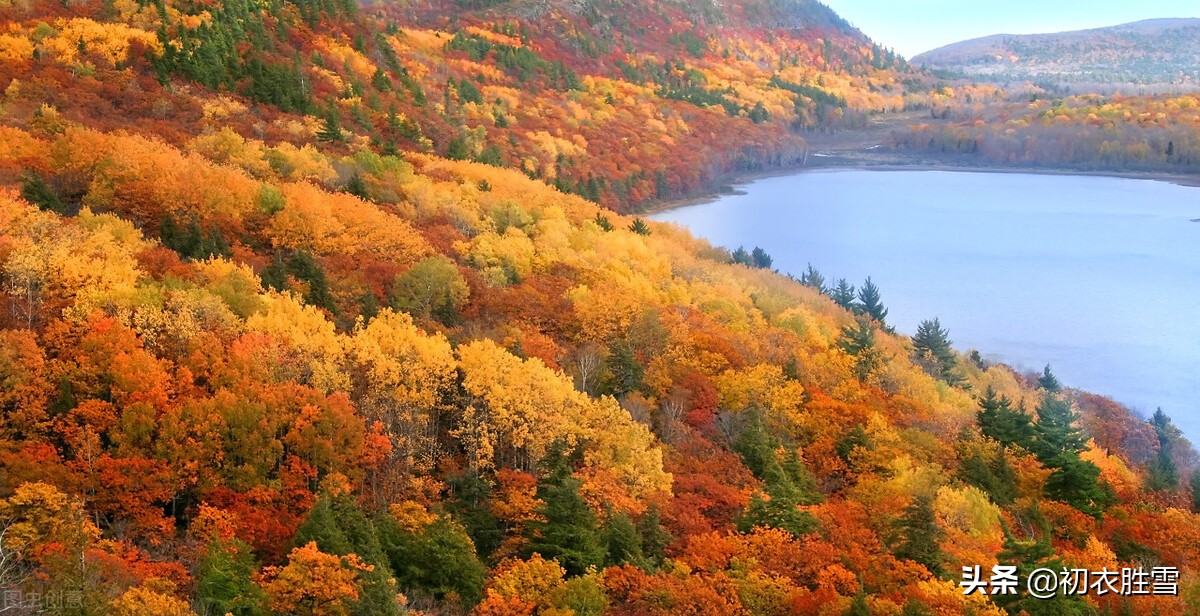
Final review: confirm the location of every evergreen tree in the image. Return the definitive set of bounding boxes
[976,387,1034,450]
[637,505,672,571]
[1032,393,1110,516]
[1031,394,1086,464]
[344,172,369,200]
[837,317,882,382]
[750,246,772,269]
[911,317,963,385]
[829,278,856,310]
[731,246,753,266]
[603,341,644,397]
[20,173,67,215]
[522,445,605,576]
[287,250,338,314]
[593,213,613,231]
[992,527,1092,615]
[1044,454,1110,518]
[628,217,651,235]
[446,471,503,559]
[195,537,269,616]
[1147,408,1180,491]
[892,494,944,576]
[856,277,890,330]
[317,107,345,142]
[959,447,1017,506]
[445,136,470,160]
[799,263,826,294]
[377,512,487,607]
[294,493,404,616]
[1037,364,1061,392]
[734,411,821,538]
[600,511,645,568]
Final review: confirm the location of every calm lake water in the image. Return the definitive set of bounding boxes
[651,169,1200,442]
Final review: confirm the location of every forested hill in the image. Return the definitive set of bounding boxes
[0,0,912,212]
[2,0,1200,614]
[912,18,1200,87]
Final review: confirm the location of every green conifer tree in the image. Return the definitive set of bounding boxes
[829,278,856,310]
[912,317,963,385]
[892,494,944,576]
[522,445,605,576]
[856,277,890,330]
[195,537,269,616]
[1037,364,1061,392]
[799,263,826,294]
[976,387,1034,450]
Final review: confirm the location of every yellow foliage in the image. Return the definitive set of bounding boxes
[264,542,372,616]
[0,481,100,558]
[244,292,349,393]
[0,34,34,61]
[455,340,670,497]
[188,127,273,179]
[109,580,196,616]
[487,554,566,609]
[43,18,161,67]
[269,182,429,261]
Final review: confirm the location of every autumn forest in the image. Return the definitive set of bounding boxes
[0,0,1198,614]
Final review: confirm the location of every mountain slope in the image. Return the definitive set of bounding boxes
[912,18,1200,86]
[1,0,1199,614]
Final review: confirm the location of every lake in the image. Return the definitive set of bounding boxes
[651,169,1200,443]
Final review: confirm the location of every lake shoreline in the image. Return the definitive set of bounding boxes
[642,159,1200,216]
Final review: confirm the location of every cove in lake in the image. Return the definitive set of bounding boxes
[651,169,1200,442]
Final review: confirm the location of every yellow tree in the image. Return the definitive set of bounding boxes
[262,542,371,616]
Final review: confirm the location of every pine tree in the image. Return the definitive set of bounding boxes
[976,387,1034,450]
[1037,364,1061,392]
[20,173,67,215]
[856,277,890,330]
[344,172,369,200]
[287,250,338,314]
[799,263,826,294]
[829,278,856,310]
[628,217,651,235]
[637,505,672,571]
[377,511,487,606]
[959,447,1017,506]
[731,246,752,266]
[1032,393,1110,516]
[1031,394,1086,463]
[446,471,503,559]
[445,136,470,160]
[837,317,882,382]
[892,494,944,576]
[195,537,269,616]
[911,318,963,385]
[993,527,1092,615]
[523,445,605,576]
[750,247,772,269]
[1147,408,1180,491]
[294,493,404,616]
[600,511,645,568]
[317,107,345,142]
[603,341,644,397]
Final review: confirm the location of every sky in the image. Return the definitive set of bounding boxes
[819,0,1200,58]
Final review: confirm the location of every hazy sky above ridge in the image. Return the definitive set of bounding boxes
[820,0,1200,58]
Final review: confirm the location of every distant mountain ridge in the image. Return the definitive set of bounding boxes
[912,18,1200,86]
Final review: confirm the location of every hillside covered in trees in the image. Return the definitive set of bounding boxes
[912,18,1200,89]
[1,0,1200,614]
